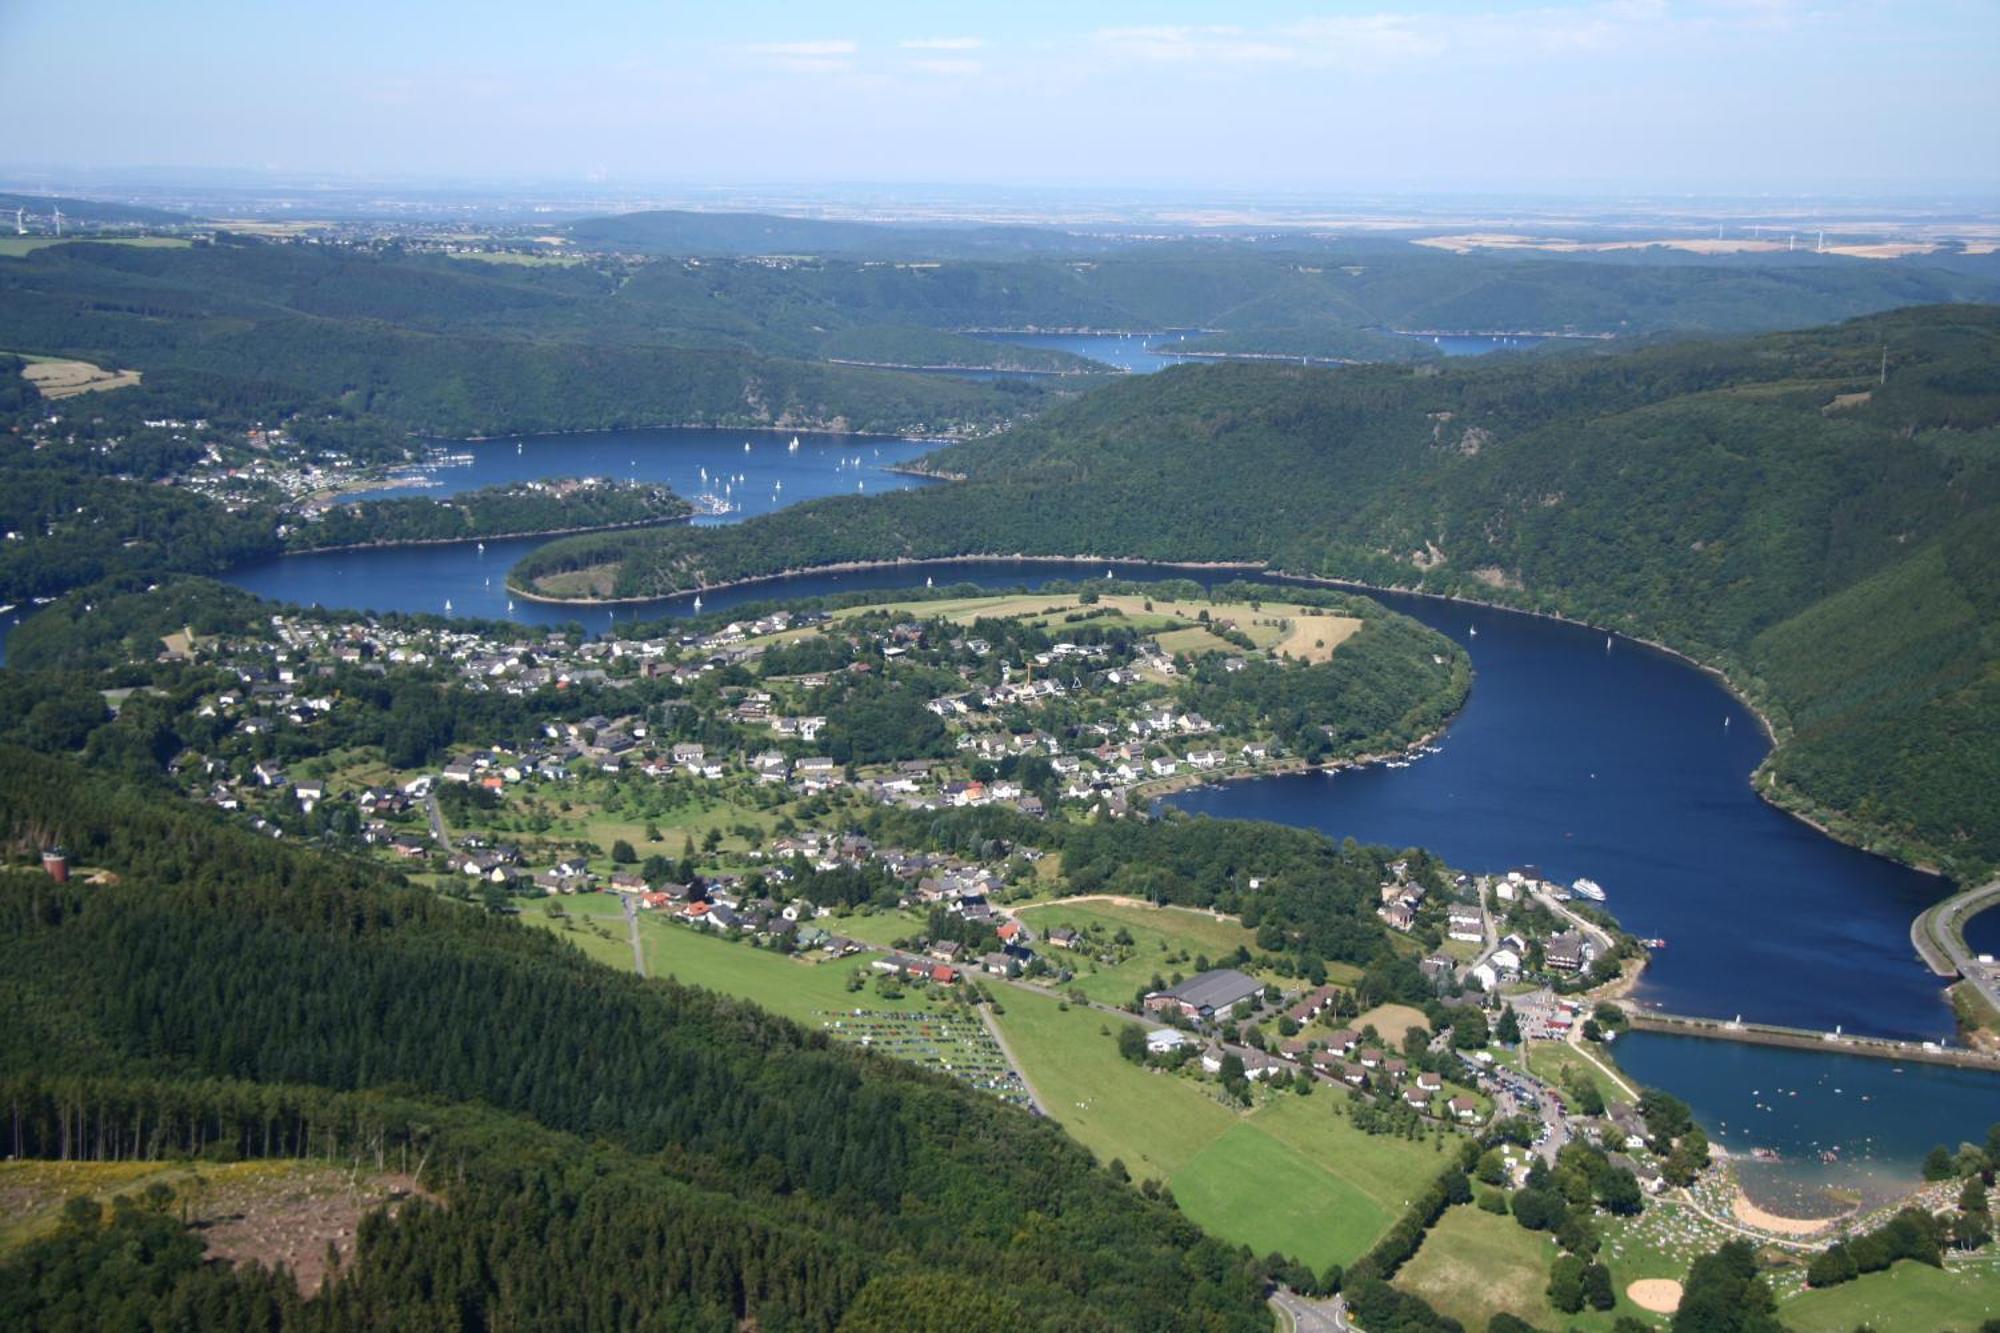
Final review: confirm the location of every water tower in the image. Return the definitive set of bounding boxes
[41,846,69,883]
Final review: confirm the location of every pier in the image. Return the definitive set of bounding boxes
[1622,1008,2000,1072]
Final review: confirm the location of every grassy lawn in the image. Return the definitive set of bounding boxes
[993,985,1444,1269]
[1155,625,1242,657]
[1249,1094,1447,1215]
[638,918,919,1026]
[1019,901,1281,1005]
[1171,1120,1390,1272]
[1780,1257,2000,1332]
[532,896,641,973]
[1396,1204,1564,1331]
[992,985,1236,1180]
[825,908,925,947]
[1526,1038,1634,1109]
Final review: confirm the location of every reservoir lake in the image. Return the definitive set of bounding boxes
[9,418,1997,1192]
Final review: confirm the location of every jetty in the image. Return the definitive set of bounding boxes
[1623,1007,2000,1072]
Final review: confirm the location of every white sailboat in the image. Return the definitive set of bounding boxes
[693,594,703,611]
[743,441,752,453]
[925,575,933,588]
[507,599,514,613]
[476,541,485,554]
[789,436,800,452]
[444,598,453,613]
[1469,626,1478,637]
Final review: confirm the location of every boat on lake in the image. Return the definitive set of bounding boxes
[1571,877,1607,901]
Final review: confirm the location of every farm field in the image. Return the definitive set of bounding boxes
[1395,1203,1566,1330]
[17,356,142,397]
[0,235,190,258]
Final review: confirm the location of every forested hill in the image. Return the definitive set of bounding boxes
[0,746,1272,1330]
[0,241,1048,438]
[513,305,2000,878]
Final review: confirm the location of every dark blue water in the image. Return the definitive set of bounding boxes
[367,425,938,503]
[1394,332,1551,356]
[1167,594,1957,1042]
[1613,1030,2000,1209]
[970,331,1189,373]
[1965,906,2000,959]
[224,550,1218,634]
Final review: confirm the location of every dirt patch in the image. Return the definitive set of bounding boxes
[21,358,143,398]
[0,1159,429,1296]
[196,1168,428,1295]
[1470,566,1523,591]
[1627,1278,1682,1313]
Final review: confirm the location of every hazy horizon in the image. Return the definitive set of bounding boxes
[4,0,1995,196]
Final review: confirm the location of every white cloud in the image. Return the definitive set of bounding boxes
[737,39,859,75]
[901,37,984,51]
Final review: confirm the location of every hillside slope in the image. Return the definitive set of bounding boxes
[0,747,1270,1330]
[513,306,2000,877]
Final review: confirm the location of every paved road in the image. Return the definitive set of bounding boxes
[1532,883,1614,957]
[1270,1289,1352,1333]
[977,1003,1047,1116]
[1915,877,2000,1020]
[423,790,454,854]
[622,895,649,978]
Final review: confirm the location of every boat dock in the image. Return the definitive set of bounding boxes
[1623,1008,2000,1072]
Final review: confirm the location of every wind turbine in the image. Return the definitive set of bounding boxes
[51,206,63,237]
[13,208,23,236]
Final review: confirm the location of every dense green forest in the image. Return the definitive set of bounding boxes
[515,306,2000,877]
[0,469,280,601]
[816,324,1108,372]
[0,241,1053,438]
[285,480,691,551]
[5,230,1995,444]
[0,746,1275,1330]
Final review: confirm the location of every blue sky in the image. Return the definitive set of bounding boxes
[2,0,1994,194]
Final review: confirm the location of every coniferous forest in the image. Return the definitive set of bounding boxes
[0,746,1273,1331]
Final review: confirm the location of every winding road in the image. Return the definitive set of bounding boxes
[1913,877,2000,1023]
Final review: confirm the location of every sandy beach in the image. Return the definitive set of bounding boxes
[1730,1189,1839,1237]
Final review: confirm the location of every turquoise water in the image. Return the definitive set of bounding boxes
[1612,1030,1998,1211]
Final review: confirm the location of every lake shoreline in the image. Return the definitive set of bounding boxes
[506,552,1272,606]
[282,512,695,557]
[446,421,979,446]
